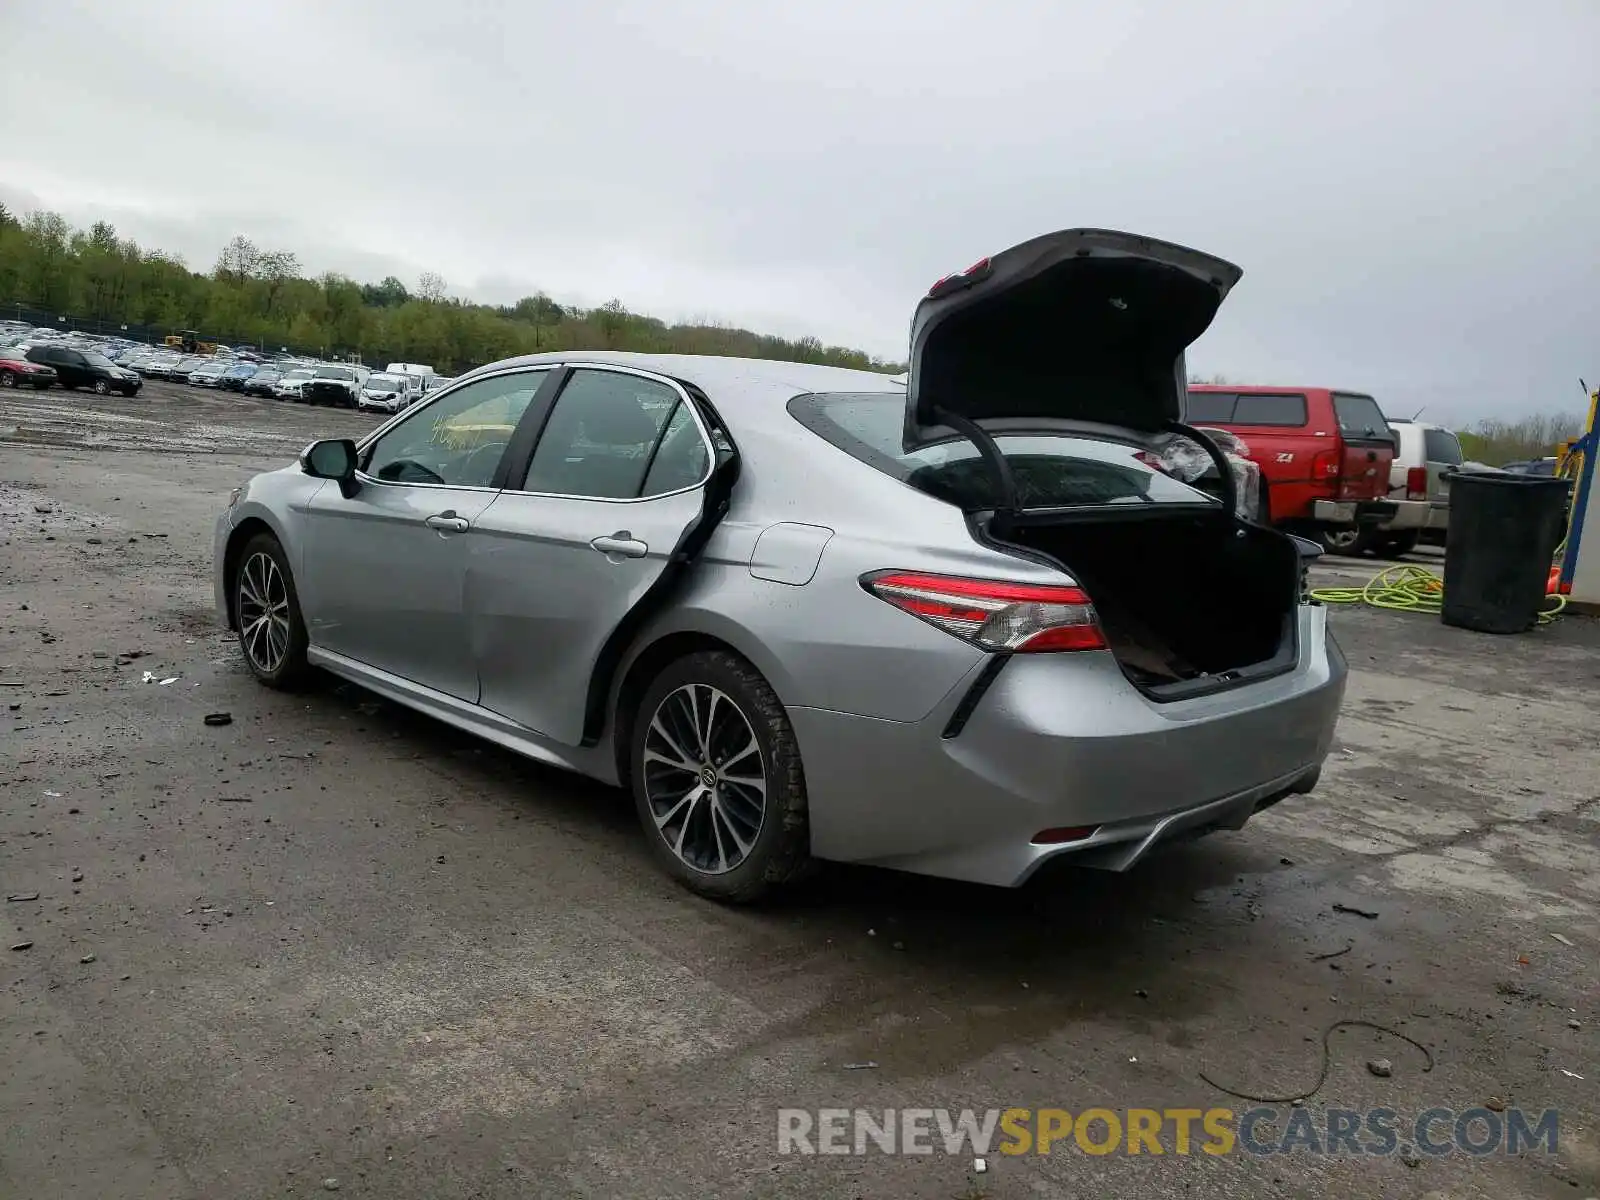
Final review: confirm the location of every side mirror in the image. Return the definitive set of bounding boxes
[300,438,361,497]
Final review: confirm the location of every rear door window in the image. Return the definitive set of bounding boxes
[1422,428,1463,465]
[1230,393,1308,426]
[790,392,1216,510]
[521,369,683,499]
[1332,393,1391,439]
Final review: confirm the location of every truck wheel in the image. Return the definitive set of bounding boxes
[1319,527,1371,557]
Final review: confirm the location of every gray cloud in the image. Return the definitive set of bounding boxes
[2,0,1596,419]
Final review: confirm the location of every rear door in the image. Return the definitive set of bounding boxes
[300,366,554,700]
[904,228,1242,450]
[466,364,720,745]
[1329,392,1394,500]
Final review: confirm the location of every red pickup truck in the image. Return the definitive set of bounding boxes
[1187,386,1399,553]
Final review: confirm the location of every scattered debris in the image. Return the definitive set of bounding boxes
[1550,933,1575,947]
[1134,989,1149,999]
[1570,1019,1582,1030]
[217,796,253,803]
[973,1157,988,1174]
[322,1180,340,1192]
[33,503,52,514]
[203,712,233,727]
[39,632,56,644]
[43,791,61,798]
[6,893,40,903]
[1485,1097,1506,1112]
[70,871,83,883]
[892,941,906,952]
[843,1062,878,1071]
[159,677,178,686]
[1559,1069,1584,1080]
[10,941,34,952]
[1332,903,1379,920]
[1367,1058,1393,1078]
[1311,942,1354,962]
[1280,857,1295,866]
[1400,1148,1421,1168]
[86,537,102,545]
[79,954,95,964]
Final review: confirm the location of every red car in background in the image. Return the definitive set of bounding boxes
[0,348,58,391]
[1187,385,1398,554]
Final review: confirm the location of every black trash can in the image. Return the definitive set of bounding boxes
[1442,470,1570,634]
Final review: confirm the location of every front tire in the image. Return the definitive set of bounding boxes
[233,533,311,689]
[0,370,14,388]
[631,650,810,903]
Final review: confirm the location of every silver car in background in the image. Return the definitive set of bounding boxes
[214,228,1346,902]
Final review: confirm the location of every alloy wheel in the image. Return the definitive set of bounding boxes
[237,551,292,674]
[0,372,14,388]
[93,379,110,395]
[1322,528,1361,553]
[642,683,767,874]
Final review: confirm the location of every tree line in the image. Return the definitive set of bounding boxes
[0,205,905,376]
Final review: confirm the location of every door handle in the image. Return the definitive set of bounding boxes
[590,532,649,559]
[425,512,471,533]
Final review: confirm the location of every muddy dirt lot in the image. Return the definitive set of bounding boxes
[2,383,1597,1199]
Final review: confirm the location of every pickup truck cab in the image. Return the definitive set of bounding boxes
[1186,385,1398,554]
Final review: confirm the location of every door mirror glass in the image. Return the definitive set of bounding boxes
[301,438,359,483]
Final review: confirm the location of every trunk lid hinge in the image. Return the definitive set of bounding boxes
[932,406,1020,535]
[1166,419,1237,520]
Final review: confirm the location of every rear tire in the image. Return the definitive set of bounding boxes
[233,533,311,689]
[0,370,14,388]
[93,379,111,395]
[630,650,810,903]
[1318,526,1371,556]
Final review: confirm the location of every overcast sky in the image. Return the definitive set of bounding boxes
[2,0,1596,421]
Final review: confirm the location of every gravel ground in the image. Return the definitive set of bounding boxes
[1,381,1597,1199]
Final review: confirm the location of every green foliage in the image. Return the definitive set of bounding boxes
[1456,412,1586,465]
[0,212,904,374]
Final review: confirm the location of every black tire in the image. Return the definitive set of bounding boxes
[1374,531,1420,559]
[630,650,810,903]
[0,370,14,388]
[93,378,111,395]
[233,532,311,689]
[1318,526,1371,557]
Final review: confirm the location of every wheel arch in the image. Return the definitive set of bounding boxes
[609,618,799,793]
[221,513,287,630]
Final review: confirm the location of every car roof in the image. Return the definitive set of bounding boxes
[469,351,901,427]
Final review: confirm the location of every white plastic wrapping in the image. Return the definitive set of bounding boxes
[1153,428,1261,521]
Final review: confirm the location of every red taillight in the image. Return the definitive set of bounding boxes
[863,571,1106,653]
[1310,449,1341,479]
[1406,466,1427,500]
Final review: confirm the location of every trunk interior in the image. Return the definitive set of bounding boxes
[999,510,1302,696]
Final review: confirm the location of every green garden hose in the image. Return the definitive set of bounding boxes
[1308,563,1568,623]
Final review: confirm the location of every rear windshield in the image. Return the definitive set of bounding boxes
[1423,427,1463,465]
[789,392,1217,510]
[1332,393,1392,439]
[1185,391,1309,426]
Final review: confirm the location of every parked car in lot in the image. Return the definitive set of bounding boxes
[0,346,59,389]
[273,368,317,400]
[242,367,283,397]
[25,344,142,395]
[1186,385,1398,554]
[300,363,368,407]
[357,372,416,413]
[215,228,1345,901]
[1368,419,1463,555]
[188,361,231,388]
[219,362,260,392]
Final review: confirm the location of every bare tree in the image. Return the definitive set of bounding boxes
[417,271,446,302]
[215,235,261,286]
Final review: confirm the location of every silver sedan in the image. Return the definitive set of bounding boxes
[214,228,1346,902]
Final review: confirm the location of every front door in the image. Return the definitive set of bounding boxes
[299,366,554,700]
[467,366,715,744]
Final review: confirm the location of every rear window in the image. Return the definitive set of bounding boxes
[1423,428,1463,466]
[1332,393,1391,439]
[790,392,1217,510]
[1184,392,1236,422]
[1231,393,1308,426]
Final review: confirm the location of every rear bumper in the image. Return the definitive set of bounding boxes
[1377,498,1448,533]
[791,604,1346,887]
[1312,498,1398,526]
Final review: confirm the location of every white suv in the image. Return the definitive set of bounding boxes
[1373,419,1463,556]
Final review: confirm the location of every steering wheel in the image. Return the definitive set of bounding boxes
[460,440,508,485]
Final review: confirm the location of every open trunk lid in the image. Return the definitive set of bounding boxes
[904,228,1243,452]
